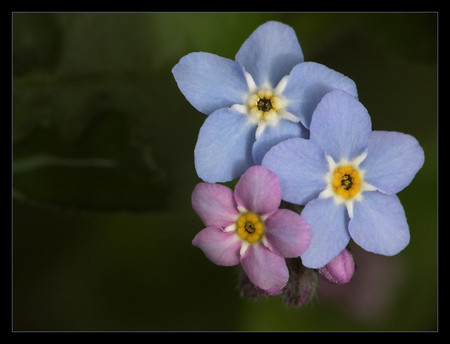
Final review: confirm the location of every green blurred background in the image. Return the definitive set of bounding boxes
[12,12,437,331]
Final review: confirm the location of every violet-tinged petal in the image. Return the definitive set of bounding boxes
[262,137,328,205]
[192,226,241,266]
[359,131,425,195]
[300,197,351,269]
[235,21,304,87]
[283,62,358,129]
[348,191,410,256]
[252,119,309,166]
[194,108,256,183]
[264,208,312,258]
[310,90,371,163]
[191,183,239,228]
[318,249,355,284]
[172,52,248,115]
[233,165,281,217]
[240,243,289,295]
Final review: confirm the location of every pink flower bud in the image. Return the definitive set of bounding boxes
[282,258,318,307]
[318,249,355,285]
[237,266,266,298]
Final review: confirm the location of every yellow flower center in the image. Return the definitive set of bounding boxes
[236,212,265,243]
[247,89,282,121]
[332,165,361,199]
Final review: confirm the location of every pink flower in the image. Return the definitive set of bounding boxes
[192,166,312,295]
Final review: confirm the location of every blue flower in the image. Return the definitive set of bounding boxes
[262,90,425,269]
[172,21,357,183]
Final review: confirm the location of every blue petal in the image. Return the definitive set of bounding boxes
[235,21,303,88]
[194,108,256,183]
[359,131,425,195]
[252,119,309,165]
[300,198,351,269]
[348,191,410,256]
[262,138,328,205]
[310,90,371,162]
[172,52,248,114]
[282,62,358,129]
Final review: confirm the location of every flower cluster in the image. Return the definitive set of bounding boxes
[172,21,424,306]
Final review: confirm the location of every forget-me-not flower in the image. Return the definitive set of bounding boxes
[262,90,425,269]
[172,21,357,183]
[191,166,312,295]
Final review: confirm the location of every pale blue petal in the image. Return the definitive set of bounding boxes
[310,90,371,162]
[262,138,328,205]
[172,52,248,114]
[359,131,425,194]
[300,198,351,269]
[349,191,410,256]
[252,119,309,165]
[282,62,358,129]
[235,21,303,87]
[194,108,256,183]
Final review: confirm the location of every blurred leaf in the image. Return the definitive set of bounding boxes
[52,13,273,77]
[13,13,218,211]
[13,70,204,210]
[13,111,168,211]
[55,13,157,76]
[13,13,62,77]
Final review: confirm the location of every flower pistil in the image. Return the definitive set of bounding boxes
[318,152,377,218]
[332,165,362,199]
[247,88,283,123]
[231,73,299,139]
[236,212,265,243]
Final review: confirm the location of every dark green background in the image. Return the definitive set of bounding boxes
[12,13,438,331]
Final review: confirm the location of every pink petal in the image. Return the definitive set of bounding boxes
[240,244,289,295]
[318,249,355,284]
[192,183,240,227]
[264,209,312,258]
[192,226,241,266]
[233,166,281,217]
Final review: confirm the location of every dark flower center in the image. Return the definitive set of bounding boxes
[332,165,361,199]
[340,174,353,190]
[244,222,256,234]
[257,98,273,112]
[236,212,265,243]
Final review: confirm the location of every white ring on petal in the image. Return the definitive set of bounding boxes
[240,241,250,256]
[320,151,377,219]
[224,223,237,232]
[237,71,299,139]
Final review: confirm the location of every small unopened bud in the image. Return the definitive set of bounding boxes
[282,258,318,307]
[237,266,265,298]
[318,249,355,285]
[237,266,286,298]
